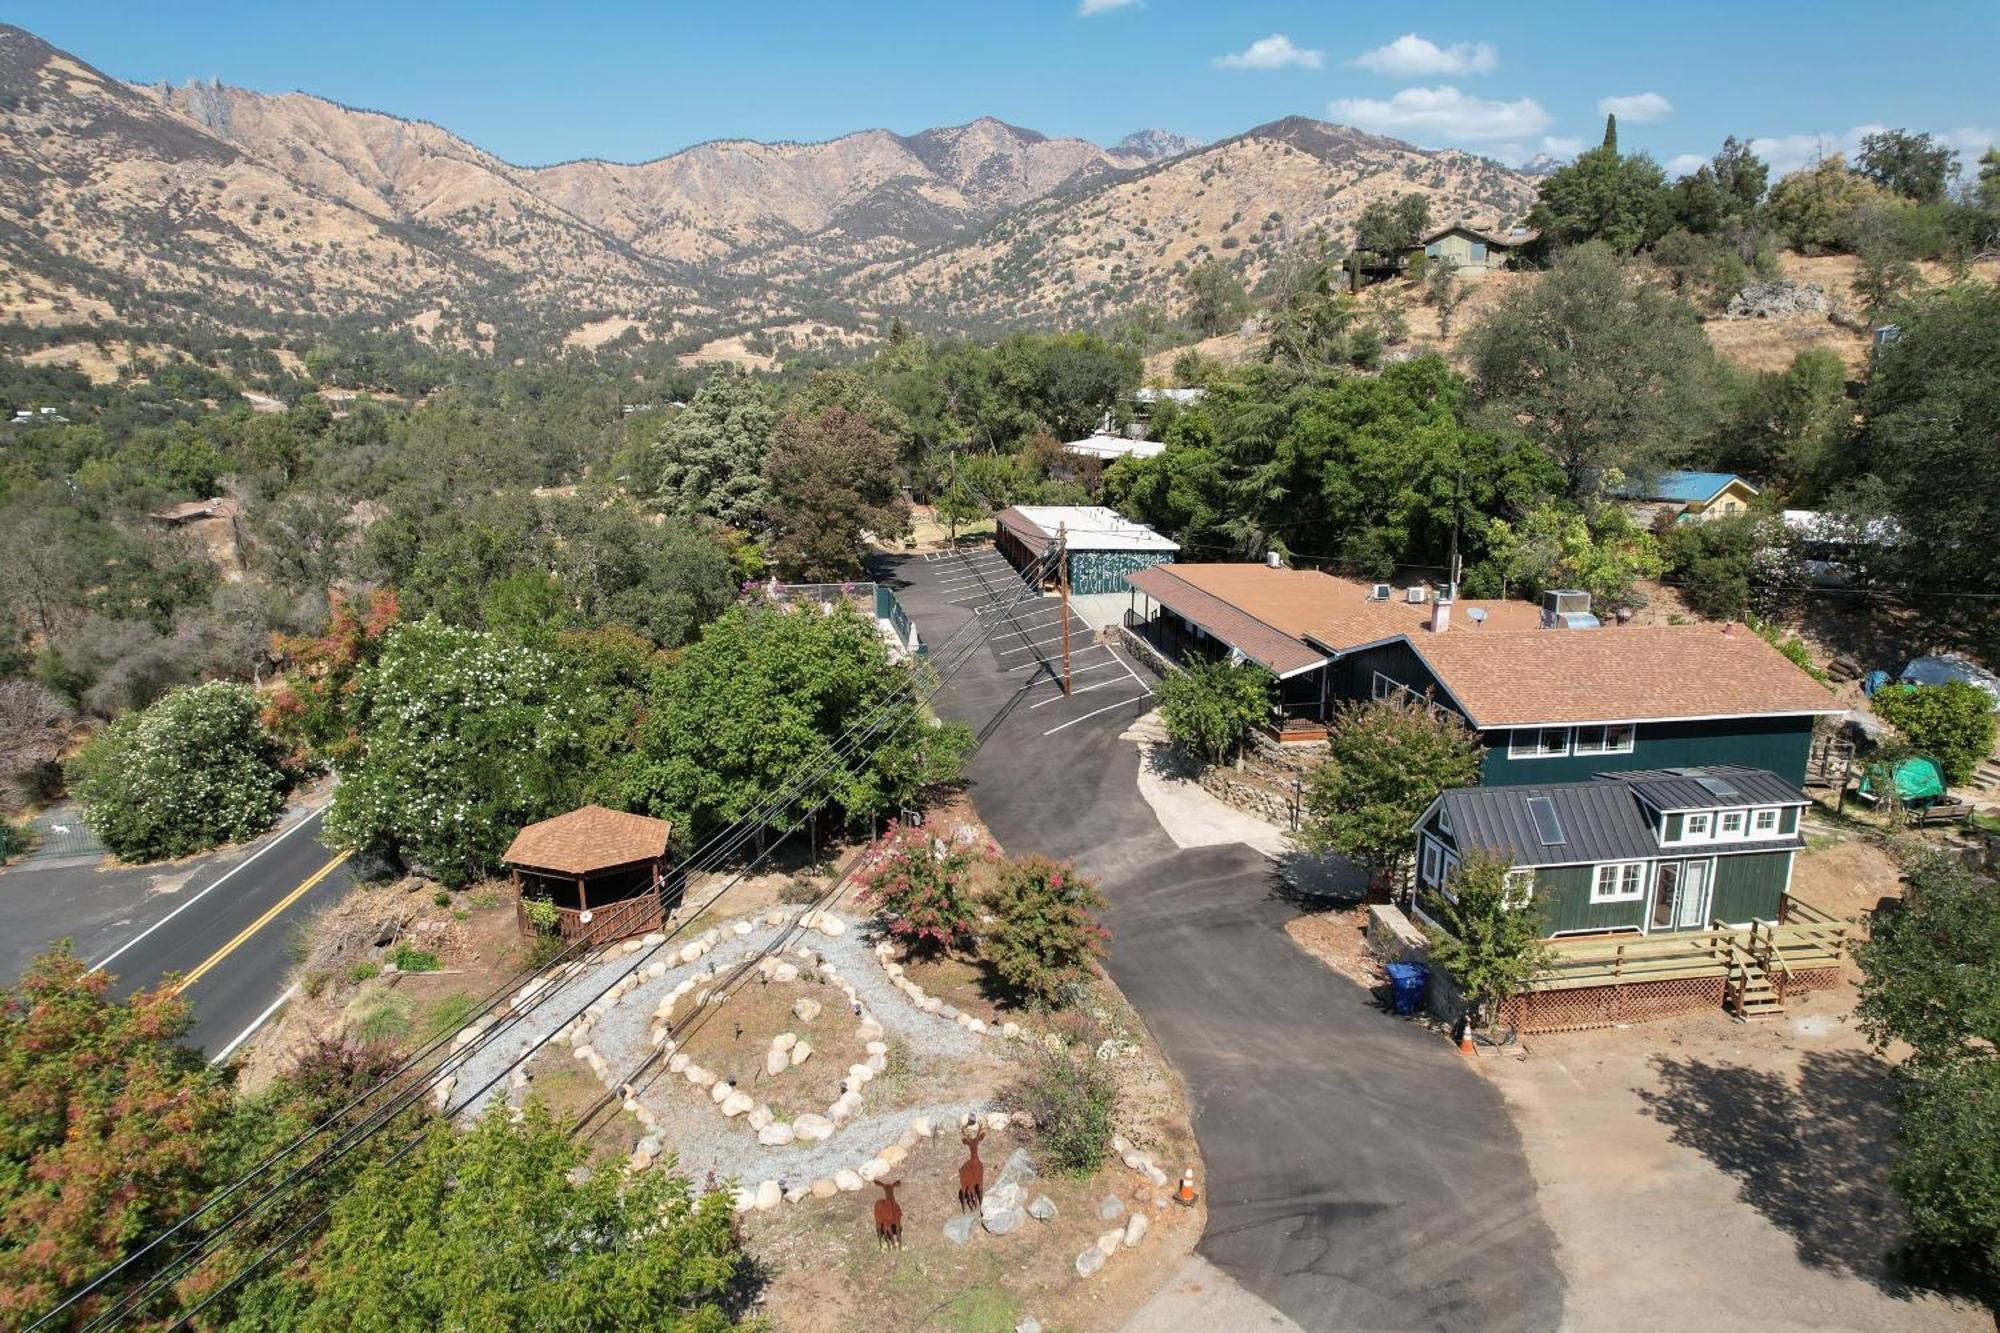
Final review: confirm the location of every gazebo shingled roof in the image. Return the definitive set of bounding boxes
[502,805,671,877]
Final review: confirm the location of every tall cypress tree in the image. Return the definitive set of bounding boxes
[1602,113,1618,153]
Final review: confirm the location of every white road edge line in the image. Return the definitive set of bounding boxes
[209,983,299,1065]
[1044,693,1153,735]
[88,806,326,975]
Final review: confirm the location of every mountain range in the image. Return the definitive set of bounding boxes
[0,23,1539,359]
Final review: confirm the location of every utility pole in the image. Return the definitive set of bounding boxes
[1057,522,1072,695]
[947,449,959,543]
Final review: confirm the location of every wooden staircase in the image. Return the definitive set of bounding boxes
[1724,920,1794,1021]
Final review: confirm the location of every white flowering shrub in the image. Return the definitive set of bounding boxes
[326,622,586,885]
[71,681,291,862]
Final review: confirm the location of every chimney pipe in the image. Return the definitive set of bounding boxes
[1430,588,1453,633]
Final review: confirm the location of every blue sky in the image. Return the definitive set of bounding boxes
[13,1,1995,175]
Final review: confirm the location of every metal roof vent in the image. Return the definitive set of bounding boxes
[1367,583,1391,602]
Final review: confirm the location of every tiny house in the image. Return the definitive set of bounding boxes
[1414,767,1806,937]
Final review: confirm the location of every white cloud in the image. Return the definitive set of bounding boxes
[1351,33,1497,77]
[1666,152,1708,176]
[1077,0,1139,15]
[1213,34,1324,71]
[1597,92,1673,123]
[1328,85,1551,143]
[1541,135,1584,158]
[1744,123,1997,179]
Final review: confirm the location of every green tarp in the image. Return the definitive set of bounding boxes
[1859,755,1947,805]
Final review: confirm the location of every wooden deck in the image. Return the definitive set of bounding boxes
[1529,896,1851,992]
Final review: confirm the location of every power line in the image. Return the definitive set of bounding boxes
[52,543,1062,1330]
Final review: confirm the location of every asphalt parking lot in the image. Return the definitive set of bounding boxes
[915,545,1154,738]
[878,545,1566,1332]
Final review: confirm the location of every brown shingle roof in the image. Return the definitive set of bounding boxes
[502,805,671,876]
[1126,565,1327,676]
[1136,563,1541,658]
[1406,624,1841,727]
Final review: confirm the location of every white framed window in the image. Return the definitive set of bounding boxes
[1753,809,1779,834]
[1684,813,1712,838]
[1592,861,1647,903]
[1509,727,1571,759]
[1372,671,1406,701]
[1421,838,1443,886]
[1503,868,1536,908]
[1573,723,1636,755]
[1720,811,1745,836]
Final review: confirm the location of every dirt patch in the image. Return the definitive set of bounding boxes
[674,973,870,1117]
[897,950,1010,1027]
[1792,834,1906,925]
[239,877,530,1090]
[1283,904,1383,991]
[1483,996,1988,1331]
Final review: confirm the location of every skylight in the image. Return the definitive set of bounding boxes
[1695,775,1740,799]
[1525,796,1566,846]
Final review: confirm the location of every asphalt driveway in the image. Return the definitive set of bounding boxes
[880,549,1565,1332]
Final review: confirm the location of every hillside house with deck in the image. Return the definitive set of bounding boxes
[1412,766,1849,1029]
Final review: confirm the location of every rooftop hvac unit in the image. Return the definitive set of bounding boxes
[1541,589,1601,630]
[1367,583,1391,603]
[1406,585,1427,605]
[1265,551,1282,568]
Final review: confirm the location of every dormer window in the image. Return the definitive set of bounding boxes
[1754,809,1778,834]
[1685,813,1711,837]
[1720,811,1745,836]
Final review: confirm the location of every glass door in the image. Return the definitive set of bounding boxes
[1650,862,1680,932]
[1676,860,1712,929]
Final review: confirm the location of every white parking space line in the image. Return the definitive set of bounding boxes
[996,635,1079,655]
[1007,644,1109,672]
[1027,673,1134,706]
[1043,693,1154,735]
[1021,658,1129,689]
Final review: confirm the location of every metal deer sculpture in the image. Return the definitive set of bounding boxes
[873,1179,903,1248]
[956,1124,987,1212]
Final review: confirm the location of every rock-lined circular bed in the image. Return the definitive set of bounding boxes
[454,905,1025,1196]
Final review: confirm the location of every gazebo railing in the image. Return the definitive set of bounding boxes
[516,891,663,945]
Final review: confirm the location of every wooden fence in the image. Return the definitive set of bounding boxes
[515,891,663,946]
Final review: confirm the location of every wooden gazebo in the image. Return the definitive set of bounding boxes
[503,805,671,944]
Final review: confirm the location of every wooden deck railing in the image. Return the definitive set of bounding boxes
[1524,896,1851,993]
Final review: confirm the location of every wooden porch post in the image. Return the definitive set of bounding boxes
[577,874,589,912]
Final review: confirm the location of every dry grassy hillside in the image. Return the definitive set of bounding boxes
[855,117,1538,330]
[527,117,1146,272]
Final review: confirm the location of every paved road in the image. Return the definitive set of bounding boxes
[0,805,355,1058]
[881,549,1566,1332]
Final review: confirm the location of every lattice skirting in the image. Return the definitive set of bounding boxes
[1501,966,1842,1034]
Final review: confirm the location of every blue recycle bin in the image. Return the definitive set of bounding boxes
[1384,961,1429,1017]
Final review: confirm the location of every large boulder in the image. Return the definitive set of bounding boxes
[982,1206,1026,1236]
[1027,1195,1058,1222]
[1075,1246,1106,1278]
[943,1214,978,1246]
[1726,280,1831,320]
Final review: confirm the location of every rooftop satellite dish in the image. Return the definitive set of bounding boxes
[1467,607,1488,625]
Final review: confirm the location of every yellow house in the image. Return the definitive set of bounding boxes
[1615,471,1761,523]
[1415,223,1538,275]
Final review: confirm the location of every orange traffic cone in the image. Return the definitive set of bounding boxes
[1454,1016,1476,1056]
[1174,1167,1198,1206]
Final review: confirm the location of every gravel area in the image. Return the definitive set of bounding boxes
[453,908,1006,1184]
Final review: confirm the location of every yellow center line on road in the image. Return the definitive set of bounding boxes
[172,850,352,996]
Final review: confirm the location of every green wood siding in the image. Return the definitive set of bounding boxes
[1780,806,1798,835]
[1533,865,1647,935]
[1478,714,1816,787]
[1068,550,1173,595]
[1330,641,1464,717]
[1664,811,1685,840]
[1708,851,1792,924]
